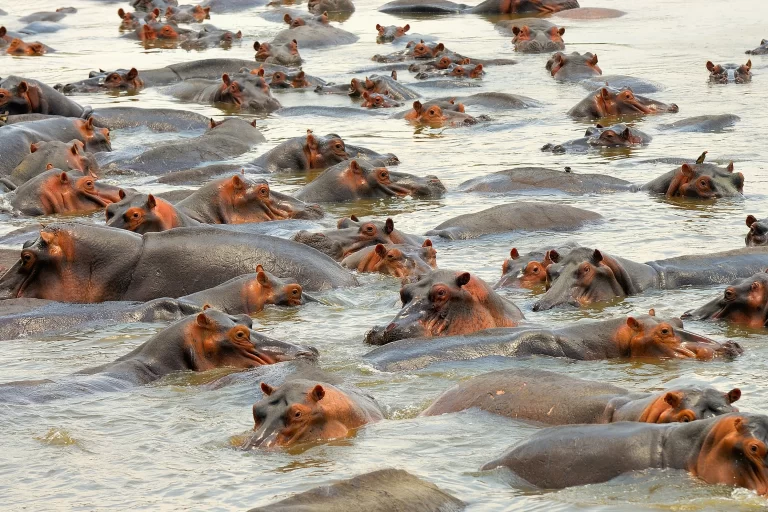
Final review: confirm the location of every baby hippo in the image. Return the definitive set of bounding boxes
[422,368,741,424]
[341,240,437,282]
[242,379,383,449]
[364,270,524,345]
[707,59,752,84]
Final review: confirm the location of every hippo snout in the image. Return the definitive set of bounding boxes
[669,104,680,113]
[720,341,744,358]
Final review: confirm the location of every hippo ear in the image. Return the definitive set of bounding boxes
[706,61,715,72]
[747,215,758,227]
[727,388,741,404]
[30,143,39,153]
[663,391,683,408]
[260,382,275,396]
[350,215,359,222]
[512,26,521,35]
[558,27,565,36]
[253,41,260,51]
[118,189,126,200]
[384,218,394,234]
[85,117,94,129]
[118,8,126,17]
[588,54,598,65]
[745,59,752,70]
[209,118,217,129]
[165,6,173,15]
[255,264,265,273]
[256,269,269,286]
[362,91,370,99]
[284,14,293,24]
[727,162,734,173]
[648,308,655,316]
[349,160,362,175]
[146,194,157,209]
[621,127,632,139]
[374,244,387,257]
[403,24,410,32]
[456,272,471,287]
[222,73,231,85]
[204,7,210,15]
[599,88,611,100]
[202,303,212,310]
[423,239,432,248]
[196,312,213,329]
[412,100,422,113]
[46,163,54,170]
[69,143,80,156]
[435,43,445,52]
[595,123,604,129]
[306,131,318,149]
[250,120,257,127]
[592,249,604,263]
[626,317,641,331]
[510,248,519,259]
[40,231,55,245]
[18,81,28,93]
[126,68,139,80]
[376,23,382,30]
[256,68,265,77]
[681,163,695,178]
[548,249,560,263]
[59,172,69,184]
[310,384,326,402]
[231,174,246,189]
[733,416,747,433]
[152,8,160,17]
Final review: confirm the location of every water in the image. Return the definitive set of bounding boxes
[1,0,768,509]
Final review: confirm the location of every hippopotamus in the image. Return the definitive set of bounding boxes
[267,70,315,89]
[377,0,577,14]
[480,413,768,495]
[546,52,600,81]
[541,123,651,153]
[405,100,483,127]
[348,74,419,101]
[254,40,302,67]
[746,215,768,247]
[271,22,358,48]
[532,245,768,311]
[247,469,465,511]
[282,12,328,27]
[249,131,398,173]
[683,272,768,329]
[430,92,539,110]
[414,63,484,80]
[426,202,602,240]
[372,40,449,63]
[707,59,752,84]
[407,55,469,74]
[106,192,200,232]
[363,311,743,372]
[0,117,111,176]
[162,73,281,113]
[338,215,424,245]
[88,107,211,132]
[294,160,445,203]
[361,91,402,108]
[658,114,740,133]
[0,309,316,404]
[9,140,98,185]
[117,7,160,31]
[4,38,50,56]
[364,270,524,345]
[641,160,743,199]
[18,7,76,23]
[242,379,382,448]
[102,118,265,175]
[341,240,436,281]
[179,26,243,51]
[376,23,410,43]
[422,368,741,424]
[568,87,679,119]
[456,167,629,195]
[494,244,579,289]
[129,22,192,44]
[0,76,90,117]
[293,217,415,260]
[308,0,355,16]
[55,68,144,94]
[512,25,565,53]
[0,222,357,301]
[176,175,324,223]
[579,75,664,94]
[11,169,121,216]
[165,4,210,23]
[746,39,768,55]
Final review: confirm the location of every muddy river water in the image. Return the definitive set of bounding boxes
[1,0,768,509]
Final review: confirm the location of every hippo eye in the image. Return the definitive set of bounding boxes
[258,186,269,197]
[582,264,590,273]
[294,410,302,418]
[661,328,670,335]
[84,180,94,188]
[699,179,709,188]
[681,417,690,423]
[335,143,343,150]
[379,170,388,179]
[751,444,759,453]
[291,289,299,295]
[235,330,247,339]
[132,212,140,219]
[532,267,539,273]
[21,252,34,264]
[428,108,437,115]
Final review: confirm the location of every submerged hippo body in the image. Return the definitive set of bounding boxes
[341,240,436,281]
[10,139,98,185]
[682,271,768,329]
[294,160,444,203]
[88,107,211,132]
[533,245,768,311]
[11,169,121,216]
[422,368,740,424]
[364,270,524,345]
[0,76,89,117]
[271,24,359,49]
[426,202,602,240]
[0,117,111,176]
[243,379,383,449]
[0,223,357,301]
[541,123,651,154]
[102,118,264,175]
[457,168,632,195]
[0,309,315,404]
[658,114,740,133]
[377,0,577,14]
[481,413,768,495]
[364,312,742,372]
[569,87,679,119]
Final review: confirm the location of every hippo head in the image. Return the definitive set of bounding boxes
[746,216,768,246]
[707,60,752,84]
[614,311,742,360]
[497,248,560,289]
[338,216,419,246]
[183,5,210,21]
[118,8,140,29]
[106,192,181,233]
[102,68,143,91]
[294,218,398,260]
[290,71,310,88]
[269,71,291,89]
[178,309,317,371]
[0,81,47,115]
[690,414,768,495]
[411,41,444,59]
[593,87,679,117]
[216,174,322,223]
[36,140,99,174]
[586,123,645,147]
[376,23,410,43]
[35,170,121,215]
[638,386,741,423]
[512,25,566,53]
[214,74,278,112]
[247,265,306,309]
[364,270,522,345]
[6,39,46,56]
[246,380,358,448]
[304,131,349,169]
[361,91,401,108]
[368,241,436,281]
[747,39,768,55]
[664,162,743,199]
[533,248,633,310]
[409,101,478,128]
[76,117,112,152]
[450,64,484,79]
[142,23,179,41]
[253,41,272,60]
[547,51,601,78]
[682,272,768,329]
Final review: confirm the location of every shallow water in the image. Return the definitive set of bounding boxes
[1,0,768,509]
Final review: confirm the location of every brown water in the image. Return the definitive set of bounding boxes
[2,0,768,509]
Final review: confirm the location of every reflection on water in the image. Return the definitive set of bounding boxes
[2,0,768,509]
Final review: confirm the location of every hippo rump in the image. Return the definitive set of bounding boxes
[242,379,383,449]
[532,245,768,311]
[247,469,465,511]
[541,123,651,153]
[0,117,111,176]
[0,76,90,117]
[363,312,743,372]
[422,368,741,424]
[294,160,445,203]
[101,118,264,175]
[0,223,358,301]
[682,271,768,329]
[9,139,99,185]
[364,270,524,345]
[568,87,679,119]
[0,309,316,404]
[426,202,602,240]
[480,413,768,496]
